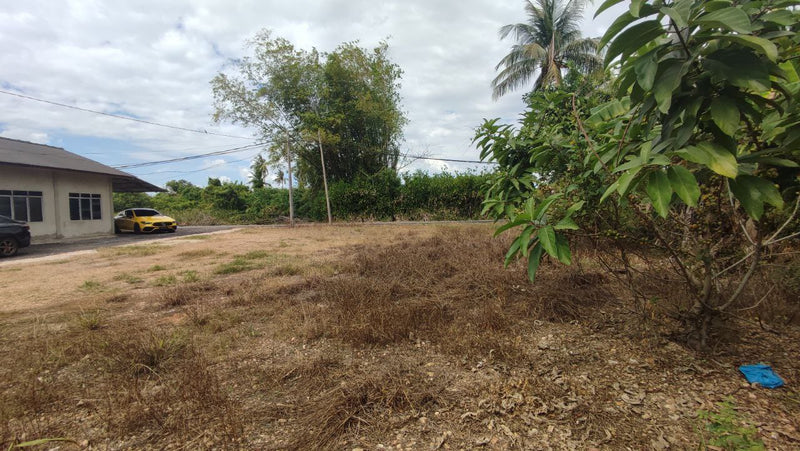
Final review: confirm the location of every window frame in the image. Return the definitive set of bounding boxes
[68,192,102,221]
[0,190,44,222]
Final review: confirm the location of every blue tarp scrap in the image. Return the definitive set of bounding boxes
[739,364,785,389]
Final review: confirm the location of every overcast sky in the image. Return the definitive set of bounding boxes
[0,0,624,188]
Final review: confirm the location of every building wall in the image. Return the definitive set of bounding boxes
[0,165,114,241]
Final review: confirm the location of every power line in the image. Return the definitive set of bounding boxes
[113,142,269,169]
[0,89,254,140]
[131,152,262,176]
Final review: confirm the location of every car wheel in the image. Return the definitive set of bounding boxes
[0,237,19,257]
[133,224,141,234]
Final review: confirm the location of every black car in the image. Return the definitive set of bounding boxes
[0,215,31,257]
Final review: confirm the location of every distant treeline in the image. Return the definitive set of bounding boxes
[114,170,489,224]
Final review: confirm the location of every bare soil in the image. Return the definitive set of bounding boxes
[1,223,798,450]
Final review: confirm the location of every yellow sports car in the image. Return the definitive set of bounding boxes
[114,208,177,234]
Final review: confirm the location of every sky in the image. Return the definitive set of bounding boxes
[0,0,626,189]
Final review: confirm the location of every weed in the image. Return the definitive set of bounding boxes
[105,293,131,303]
[79,280,103,292]
[147,264,167,272]
[178,234,213,240]
[113,272,144,284]
[152,275,178,287]
[213,258,263,275]
[241,250,271,260]
[698,398,765,450]
[181,270,200,283]
[158,281,218,308]
[77,310,103,330]
[103,244,164,257]
[269,263,303,277]
[177,249,217,258]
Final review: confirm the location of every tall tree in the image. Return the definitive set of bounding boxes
[249,153,269,189]
[492,0,601,99]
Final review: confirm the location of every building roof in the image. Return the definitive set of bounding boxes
[0,137,164,192]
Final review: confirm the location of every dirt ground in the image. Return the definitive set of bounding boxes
[1,223,798,450]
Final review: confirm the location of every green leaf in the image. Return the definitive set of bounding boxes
[630,0,645,17]
[634,51,658,91]
[587,97,631,126]
[741,156,799,168]
[730,176,785,219]
[595,0,627,18]
[504,236,522,267]
[566,200,586,215]
[667,166,700,206]
[600,180,620,203]
[646,170,673,218]
[555,233,572,265]
[527,242,544,282]
[710,96,740,137]
[696,7,752,33]
[605,20,665,66]
[654,61,685,113]
[761,10,796,26]
[710,35,778,62]
[694,142,739,178]
[617,166,644,195]
[532,193,562,220]
[661,7,686,28]
[555,216,579,230]
[538,226,558,259]
[519,225,535,258]
[704,49,772,92]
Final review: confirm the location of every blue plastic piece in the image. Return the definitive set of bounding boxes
[739,364,785,389]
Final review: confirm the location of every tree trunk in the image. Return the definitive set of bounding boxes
[286,135,295,228]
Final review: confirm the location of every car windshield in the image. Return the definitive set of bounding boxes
[132,209,160,217]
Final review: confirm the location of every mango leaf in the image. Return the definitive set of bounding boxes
[654,61,685,113]
[685,143,739,178]
[595,0,627,18]
[761,9,796,26]
[696,7,752,33]
[605,20,665,66]
[600,180,620,203]
[555,216,579,230]
[711,35,778,62]
[646,170,673,217]
[527,242,544,282]
[504,236,522,267]
[566,200,586,215]
[667,166,700,206]
[587,98,631,126]
[741,156,799,167]
[630,0,645,17]
[661,6,688,28]
[634,51,658,91]
[704,49,772,92]
[532,193,562,220]
[730,175,785,220]
[710,96,740,137]
[555,233,572,265]
[519,225,535,258]
[494,214,530,237]
[538,226,558,260]
[617,166,644,195]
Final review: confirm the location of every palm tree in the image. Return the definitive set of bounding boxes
[492,0,601,99]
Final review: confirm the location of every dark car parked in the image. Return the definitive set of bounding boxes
[0,215,31,257]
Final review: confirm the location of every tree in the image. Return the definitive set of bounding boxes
[492,0,602,99]
[249,153,269,189]
[477,0,800,347]
[211,32,406,191]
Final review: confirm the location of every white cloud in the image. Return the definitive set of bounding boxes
[0,0,625,186]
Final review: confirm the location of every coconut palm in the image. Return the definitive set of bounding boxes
[492,0,601,99]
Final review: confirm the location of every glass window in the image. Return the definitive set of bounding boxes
[69,198,80,220]
[0,196,10,217]
[29,197,43,222]
[13,197,28,222]
[91,198,101,220]
[80,198,91,219]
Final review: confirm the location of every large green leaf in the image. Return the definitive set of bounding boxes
[704,49,772,92]
[634,51,658,91]
[654,61,685,113]
[710,35,778,62]
[646,170,673,217]
[595,0,627,18]
[617,166,644,195]
[696,7,752,33]
[667,165,701,206]
[605,20,665,66]
[554,233,572,265]
[710,96,740,137]
[538,226,558,260]
[730,175,785,220]
[554,216,579,230]
[587,98,631,127]
[527,242,544,282]
[504,235,522,267]
[687,142,739,178]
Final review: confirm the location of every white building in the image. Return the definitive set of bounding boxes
[0,137,163,241]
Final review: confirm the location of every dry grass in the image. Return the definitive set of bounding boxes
[1,224,798,450]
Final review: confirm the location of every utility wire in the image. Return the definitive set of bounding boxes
[0,89,253,140]
[113,142,269,169]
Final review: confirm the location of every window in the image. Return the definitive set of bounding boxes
[0,190,44,222]
[68,193,102,220]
